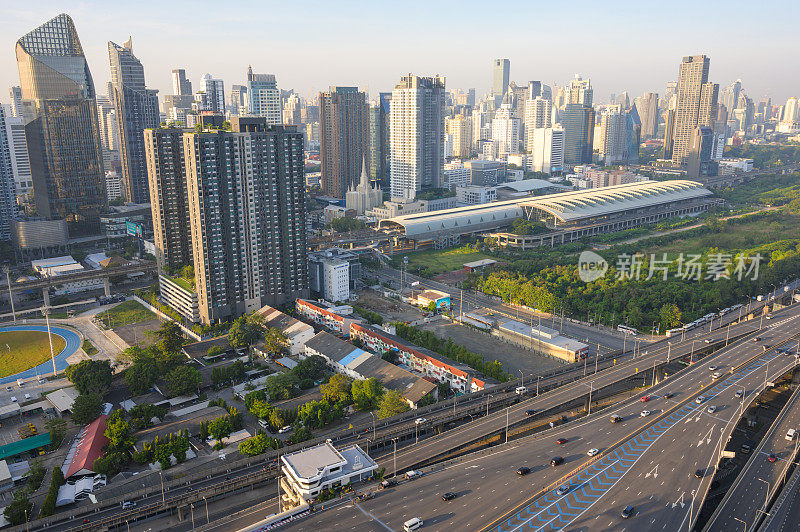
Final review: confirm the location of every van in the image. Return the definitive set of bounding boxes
[404,517,423,531]
[258,419,269,430]
[515,386,528,395]
[787,429,797,441]
[405,470,421,480]
[278,425,292,434]
[610,415,622,423]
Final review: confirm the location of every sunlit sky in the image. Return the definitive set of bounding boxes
[2,0,798,106]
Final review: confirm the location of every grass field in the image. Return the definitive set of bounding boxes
[0,330,66,378]
[638,212,800,256]
[99,300,157,328]
[392,247,494,276]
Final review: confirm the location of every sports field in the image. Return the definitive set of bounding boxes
[0,330,66,378]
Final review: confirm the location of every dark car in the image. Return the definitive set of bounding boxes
[556,438,568,445]
[621,505,634,519]
[442,492,457,501]
[550,456,564,466]
[525,409,537,416]
[663,393,673,399]
[516,467,531,475]
[768,453,777,462]
[556,484,571,496]
[694,469,704,478]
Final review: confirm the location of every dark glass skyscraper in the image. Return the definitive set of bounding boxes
[562,103,595,165]
[16,13,105,236]
[319,87,368,199]
[368,92,391,188]
[109,38,160,204]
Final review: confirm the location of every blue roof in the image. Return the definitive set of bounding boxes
[338,348,367,368]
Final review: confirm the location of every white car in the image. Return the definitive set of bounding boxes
[708,365,718,371]
[735,390,744,398]
[695,396,705,404]
[707,406,717,414]
[640,410,650,417]
[415,417,427,425]
[587,448,599,457]
[10,396,17,403]
[278,425,292,434]
[711,372,722,380]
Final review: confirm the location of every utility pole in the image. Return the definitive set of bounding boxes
[505,407,509,444]
[42,307,57,376]
[3,266,16,322]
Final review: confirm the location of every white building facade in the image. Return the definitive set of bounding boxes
[528,126,565,174]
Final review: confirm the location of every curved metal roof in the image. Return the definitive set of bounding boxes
[379,180,711,237]
[522,180,711,222]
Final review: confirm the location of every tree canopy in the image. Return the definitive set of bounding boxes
[71,393,103,425]
[65,359,113,396]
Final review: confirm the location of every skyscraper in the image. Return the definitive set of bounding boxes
[492,59,510,98]
[196,74,225,114]
[2,111,32,202]
[528,126,564,175]
[636,92,659,138]
[368,93,391,188]
[445,114,472,160]
[319,87,368,199]
[0,106,16,240]
[524,96,552,148]
[108,38,160,204]
[595,105,640,164]
[145,126,192,275]
[561,103,594,165]
[491,103,521,158]
[171,69,192,96]
[686,125,717,179]
[667,55,718,166]
[246,67,281,124]
[16,13,105,235]
[567,75,593,106]
[283,93,302,125]
[390,74,445,201]
[183,118,308,324]
[229,85,247,116]
[8,87,22,117]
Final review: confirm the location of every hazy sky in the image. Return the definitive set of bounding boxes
[2,0,798,106]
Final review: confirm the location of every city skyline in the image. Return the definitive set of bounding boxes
[1,1,798,107]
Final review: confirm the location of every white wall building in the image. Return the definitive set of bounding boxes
[443,161,471,190]
[491,103,520,158]
[3,113,32,200]
[524,96,552,147]
[528,126,565,174]
[31,256,105,296]
[345,160,382,215]
[456,185,497,206]
[105,171,123,202]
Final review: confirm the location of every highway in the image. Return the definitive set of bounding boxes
[484,314,800,532]
[268,307,800,532]
[760,440,800,532]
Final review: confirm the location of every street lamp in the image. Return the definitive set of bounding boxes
[41,307,57,377]
[537,376,542,396]
[190,503,195,530]
[159,471,165,504]
[732,517,747,532]
[392,438,398,478]
[519,369,524,389]
[203,495,210,524]
[3,266,16,322]
[758,478,770,520]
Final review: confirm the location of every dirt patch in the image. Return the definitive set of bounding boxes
[418,320,565,375]
[113,318,162,347]
[433,269,468,284]
[354,290,424,323]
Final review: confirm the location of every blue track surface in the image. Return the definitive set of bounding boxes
[0,325,82,384]
[494,346,789,532]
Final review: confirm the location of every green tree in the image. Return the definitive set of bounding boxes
[228,315,259,349]
[165,365,202,397]
[263,327,288,356]
[105,413,134,453]
[377,389,410,419]
[4,493,32,525]
[92,452,130,476]
[64,359,114,396]
[292,355,326,381]
[321,374,353,404]
[156,321,185,354]
[659,303,682,331]
[71,393,103,425]
[352,378,384,411]
[263,372,299,402]
[248,398,273,419]
[208,416,233,442]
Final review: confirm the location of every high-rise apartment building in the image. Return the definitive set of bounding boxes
[721,80,741,116]
[283,93,302,125]
[183,117,308,323]
[196,74,225,114]
[445,114,472,160]
[667,55,718,166]
[16,13,105,235]
[0,106,15,240]
[144,127,192,275]
[3,112,32,201]
[390,74,445,201]
[595,105,640,164]
[686,125,717,179]
[368,93,391,188]
[108,38,160,203]
[493,59,510,97]
[524,96,552,149]
[229,85,247,116]
[778,97,800,132]
[491,103,521,158]
[246,67,281,124]
[8,87,23,117]
[561,103,594,165]
[172,69,192,96]
[528,126,564,174]
[319,87,368,199]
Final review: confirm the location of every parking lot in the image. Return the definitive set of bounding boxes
[418,319,565,375]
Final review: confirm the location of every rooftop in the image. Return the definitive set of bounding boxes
[0,433,52,461]
[65,415,109,478]
[255,304,314,340]
[282,441,346,479]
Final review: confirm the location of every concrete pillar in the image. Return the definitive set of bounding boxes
[42,288,50,307]
[103,277,111,297]
[177,505,187,521]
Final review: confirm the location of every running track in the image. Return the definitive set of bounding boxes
[0,324,82,384]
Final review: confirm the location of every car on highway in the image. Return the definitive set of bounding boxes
[621,505,634,519]
[10,397,16,403]
[711,372,722,380]
[415,418,427,425]
[550,456,564,466]
[525,409,537,416]
[753,336,763,342]
[516,466,531,475]
[403,517,423,531]
[4,386,9,392]
[515,386,528,395]
[695,396,705,404]
[380,479,397,489]
[707,406,717,413]
[735,390,744,398]
[640,410,650,417]
[556,484,572,495]
[610,414,622,423]
[442,492,457,501]
[122,501,136,509]
[768,453,777,462]
[640,396,650,402]
[357,492,374,501]
[708,365,718,371]
[663,393,673,399]
[587,448,599,457]
[694,469,704,478]
[556,438,568,444]
[704,339,715,344]
[405,470,421,480]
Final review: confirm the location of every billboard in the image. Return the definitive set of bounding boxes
[126,221,143,238]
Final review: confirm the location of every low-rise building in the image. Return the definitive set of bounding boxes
[302,331,437,407]
[159,274,200,323]
[718,158,754,174]
[99,203,152,239]
[495,319,589,363]
[64,415,109,479]
[280,442,377,503]
[308,253,350,302]
[254,304,315,356]
[349,322,493,393]
[456,185,497,206]
[31,256,104,295]
[296,299,361,337]
[412,289,451,310]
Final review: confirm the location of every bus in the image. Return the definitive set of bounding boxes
[618,325,638,336]
[666,328,684,338]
